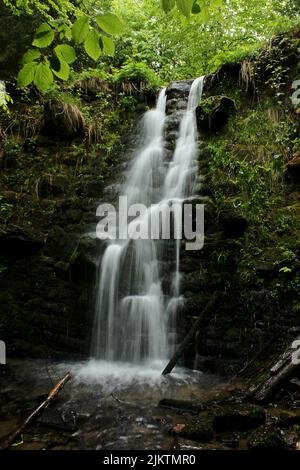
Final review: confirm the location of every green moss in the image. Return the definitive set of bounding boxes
[249,425,287,449]
[179,416,214,443]
[212,404,266,432]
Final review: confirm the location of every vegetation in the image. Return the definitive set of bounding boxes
[1,0,300,372]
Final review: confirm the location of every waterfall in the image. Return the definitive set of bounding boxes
[92,77,204,364]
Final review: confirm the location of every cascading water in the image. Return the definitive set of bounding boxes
[92,77,204,365]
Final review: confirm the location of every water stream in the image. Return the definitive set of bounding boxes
[92,77,205,367]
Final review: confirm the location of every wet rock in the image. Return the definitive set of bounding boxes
[249,425,287,449]
[0,225,44,256]
[44,226,78,261]
[177,415,214,443]
[196,96,236,132]
[212,403,266,431]
[158,399,206,414]
[268,407,300,428]
[37,408,78,432]
[166,81,193,100]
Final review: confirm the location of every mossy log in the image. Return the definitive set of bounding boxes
[253,338,300,402]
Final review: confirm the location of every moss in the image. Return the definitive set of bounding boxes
[179,415,214,443]
[212,404,266,432]
[249,425,287,450]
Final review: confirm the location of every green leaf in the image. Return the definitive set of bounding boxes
[32,23,55,48]
[100,35,115,56]
[176,0,194,17]
[34,63,54,93]
[95,13,124,35]
[84,29,101,60]
[192,1,201,14]
[279,267,292,273]
[54,44,77,64]
[17,63,37,87]
[51,56,70,80]
[198,0,209,21]
[72,16,89,44]
[211,0,224,7]
[53,60,70,81]
[11,435,23,447]
[22,49,41,64]
[162,0,175,13]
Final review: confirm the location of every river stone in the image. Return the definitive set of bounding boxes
[177,414,214,443]
[248,425,287,449]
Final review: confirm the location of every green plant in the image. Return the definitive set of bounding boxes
[7,1,124,93]
[0,196,13,223]
[210,45,258,71]
[113,59,161,90]
[0,265,7,275]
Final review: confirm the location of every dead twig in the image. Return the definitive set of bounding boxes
[0,372,71,450]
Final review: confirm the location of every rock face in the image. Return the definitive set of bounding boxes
[196,96,236,132]
[44,100,85,139]
[0,104,138,359]
[286,151,300,182]
[0,226,44,255]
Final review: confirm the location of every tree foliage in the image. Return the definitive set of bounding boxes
[3,1,124,92]
[2,0,300,94]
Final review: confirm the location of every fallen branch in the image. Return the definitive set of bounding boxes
[162,293,220,376]
[1,372,71,450]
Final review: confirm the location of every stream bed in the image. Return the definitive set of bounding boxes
[0,359,248,450]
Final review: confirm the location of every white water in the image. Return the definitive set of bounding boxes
[92,77,205,365]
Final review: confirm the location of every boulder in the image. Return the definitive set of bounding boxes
[212,403,266,432]
[177,415,214,443]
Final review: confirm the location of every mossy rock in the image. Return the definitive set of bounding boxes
[212,403,266,432]
[196,96,236,132]
[178,414,214,443]
[249,425,287,450]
